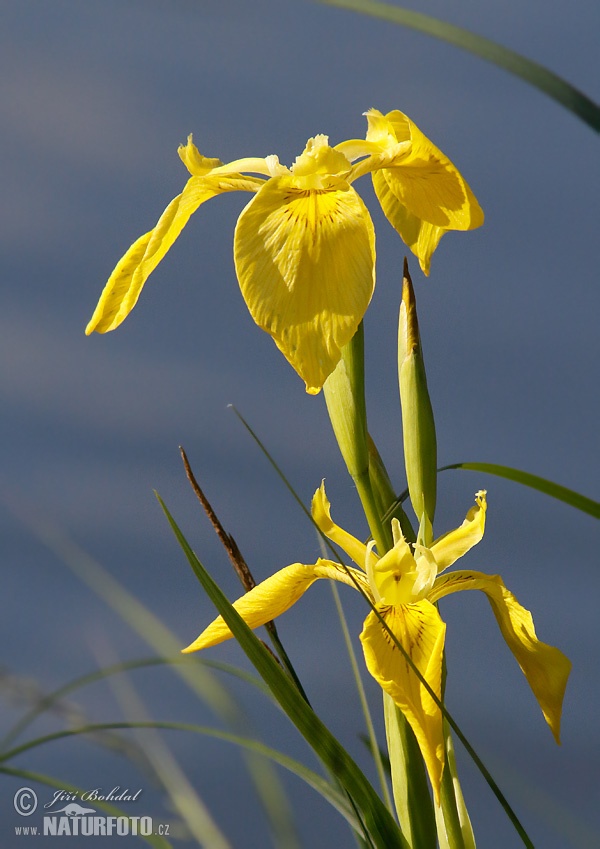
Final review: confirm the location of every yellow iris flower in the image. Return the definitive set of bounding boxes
[86,109,483,393]
[182,485,570,801]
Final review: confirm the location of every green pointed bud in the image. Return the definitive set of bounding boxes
[398,258,437,533]
[323,322,369,481]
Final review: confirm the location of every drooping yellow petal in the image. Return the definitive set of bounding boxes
[360,601,446,802]
[373,169,445,276]
[430,491,487,574]
[430,570,571,743]
[234,176,376,394]
[369,109,484,227]
[183,558,370,653]
[366,109,483,275]
[311,481,372,571]
[86,173,264,335]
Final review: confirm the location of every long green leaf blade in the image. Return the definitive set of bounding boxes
[441,462,599,518]
[317,0,600,132]
[157,494,408,849]
[1,722,358,832]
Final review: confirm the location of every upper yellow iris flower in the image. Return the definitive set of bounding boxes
[183,485,570,802]
[86,109,483,394]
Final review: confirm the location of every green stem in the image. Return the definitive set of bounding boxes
[354,470,392,555]
[435,721,475,849]
[323,324,392,554]
[384,694,437,848]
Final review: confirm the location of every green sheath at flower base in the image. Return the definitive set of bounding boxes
[323,324,369,481]
[398,259,437,533]
[86,110,482,395]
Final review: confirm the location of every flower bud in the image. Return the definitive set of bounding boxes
[398,258,437,532]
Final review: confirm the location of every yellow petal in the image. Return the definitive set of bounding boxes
[360,601,446,802]
[430,570,571,743]
[371,533,419,606]
[430,491,487,574]
[234,176,376,394]
[368,109,483,274]
[373,169,445,276]
[311,481,372,570]
[178,135,224,176]
[371,109,484,228]
[86,174,263,335]
[183,558,370,652]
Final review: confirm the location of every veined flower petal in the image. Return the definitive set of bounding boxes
[430,491,487,574]
[372,170,445,275]
[183,558,370,653]
[234,176,376,394]
[360,601,446,801]
[311,482,372,571]
[369,109,484,227]
[430,570,571,743]
[86,173,264,335]
[366,109,483,274]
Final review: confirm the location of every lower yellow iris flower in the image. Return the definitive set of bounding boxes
[183,485,570,802]
[86,109,483,394]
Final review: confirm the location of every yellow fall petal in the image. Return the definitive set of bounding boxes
[86,173,263,335]
[183,558,370,653]
[373,169,445,275]
[367,109,483,274]
[430,569,571,743]
[234,176,376,394]
[430,491,487,574]
[360,601,446,802]
[369,109,484,227]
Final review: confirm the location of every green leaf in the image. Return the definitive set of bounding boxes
[317,0,600,132]
[1,722,359,833]
[440,462,600,519]
[157,493,409,849]
[7,508,297,848]
[1,656,270,753]
[230,407,534,845]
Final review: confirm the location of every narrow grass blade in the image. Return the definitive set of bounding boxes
[157,494,409,849]
[230,408,535,845]
[440,462,599,518]
[4,500,297,848]
[1,657,270,753]
[1,722,362,832]
[317,0,600,132]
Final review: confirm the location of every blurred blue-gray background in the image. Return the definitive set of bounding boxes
[1,1,598,846]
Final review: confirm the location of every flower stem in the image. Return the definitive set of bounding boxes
[323,324,391,554]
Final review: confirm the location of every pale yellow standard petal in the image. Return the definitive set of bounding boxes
[86,174,264,335]
[430,491,487,574]
[311,482,373,571]
[430,570,571,743]
[360,601,446,802]
[183,558,370,653]
[234,176,376,394]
